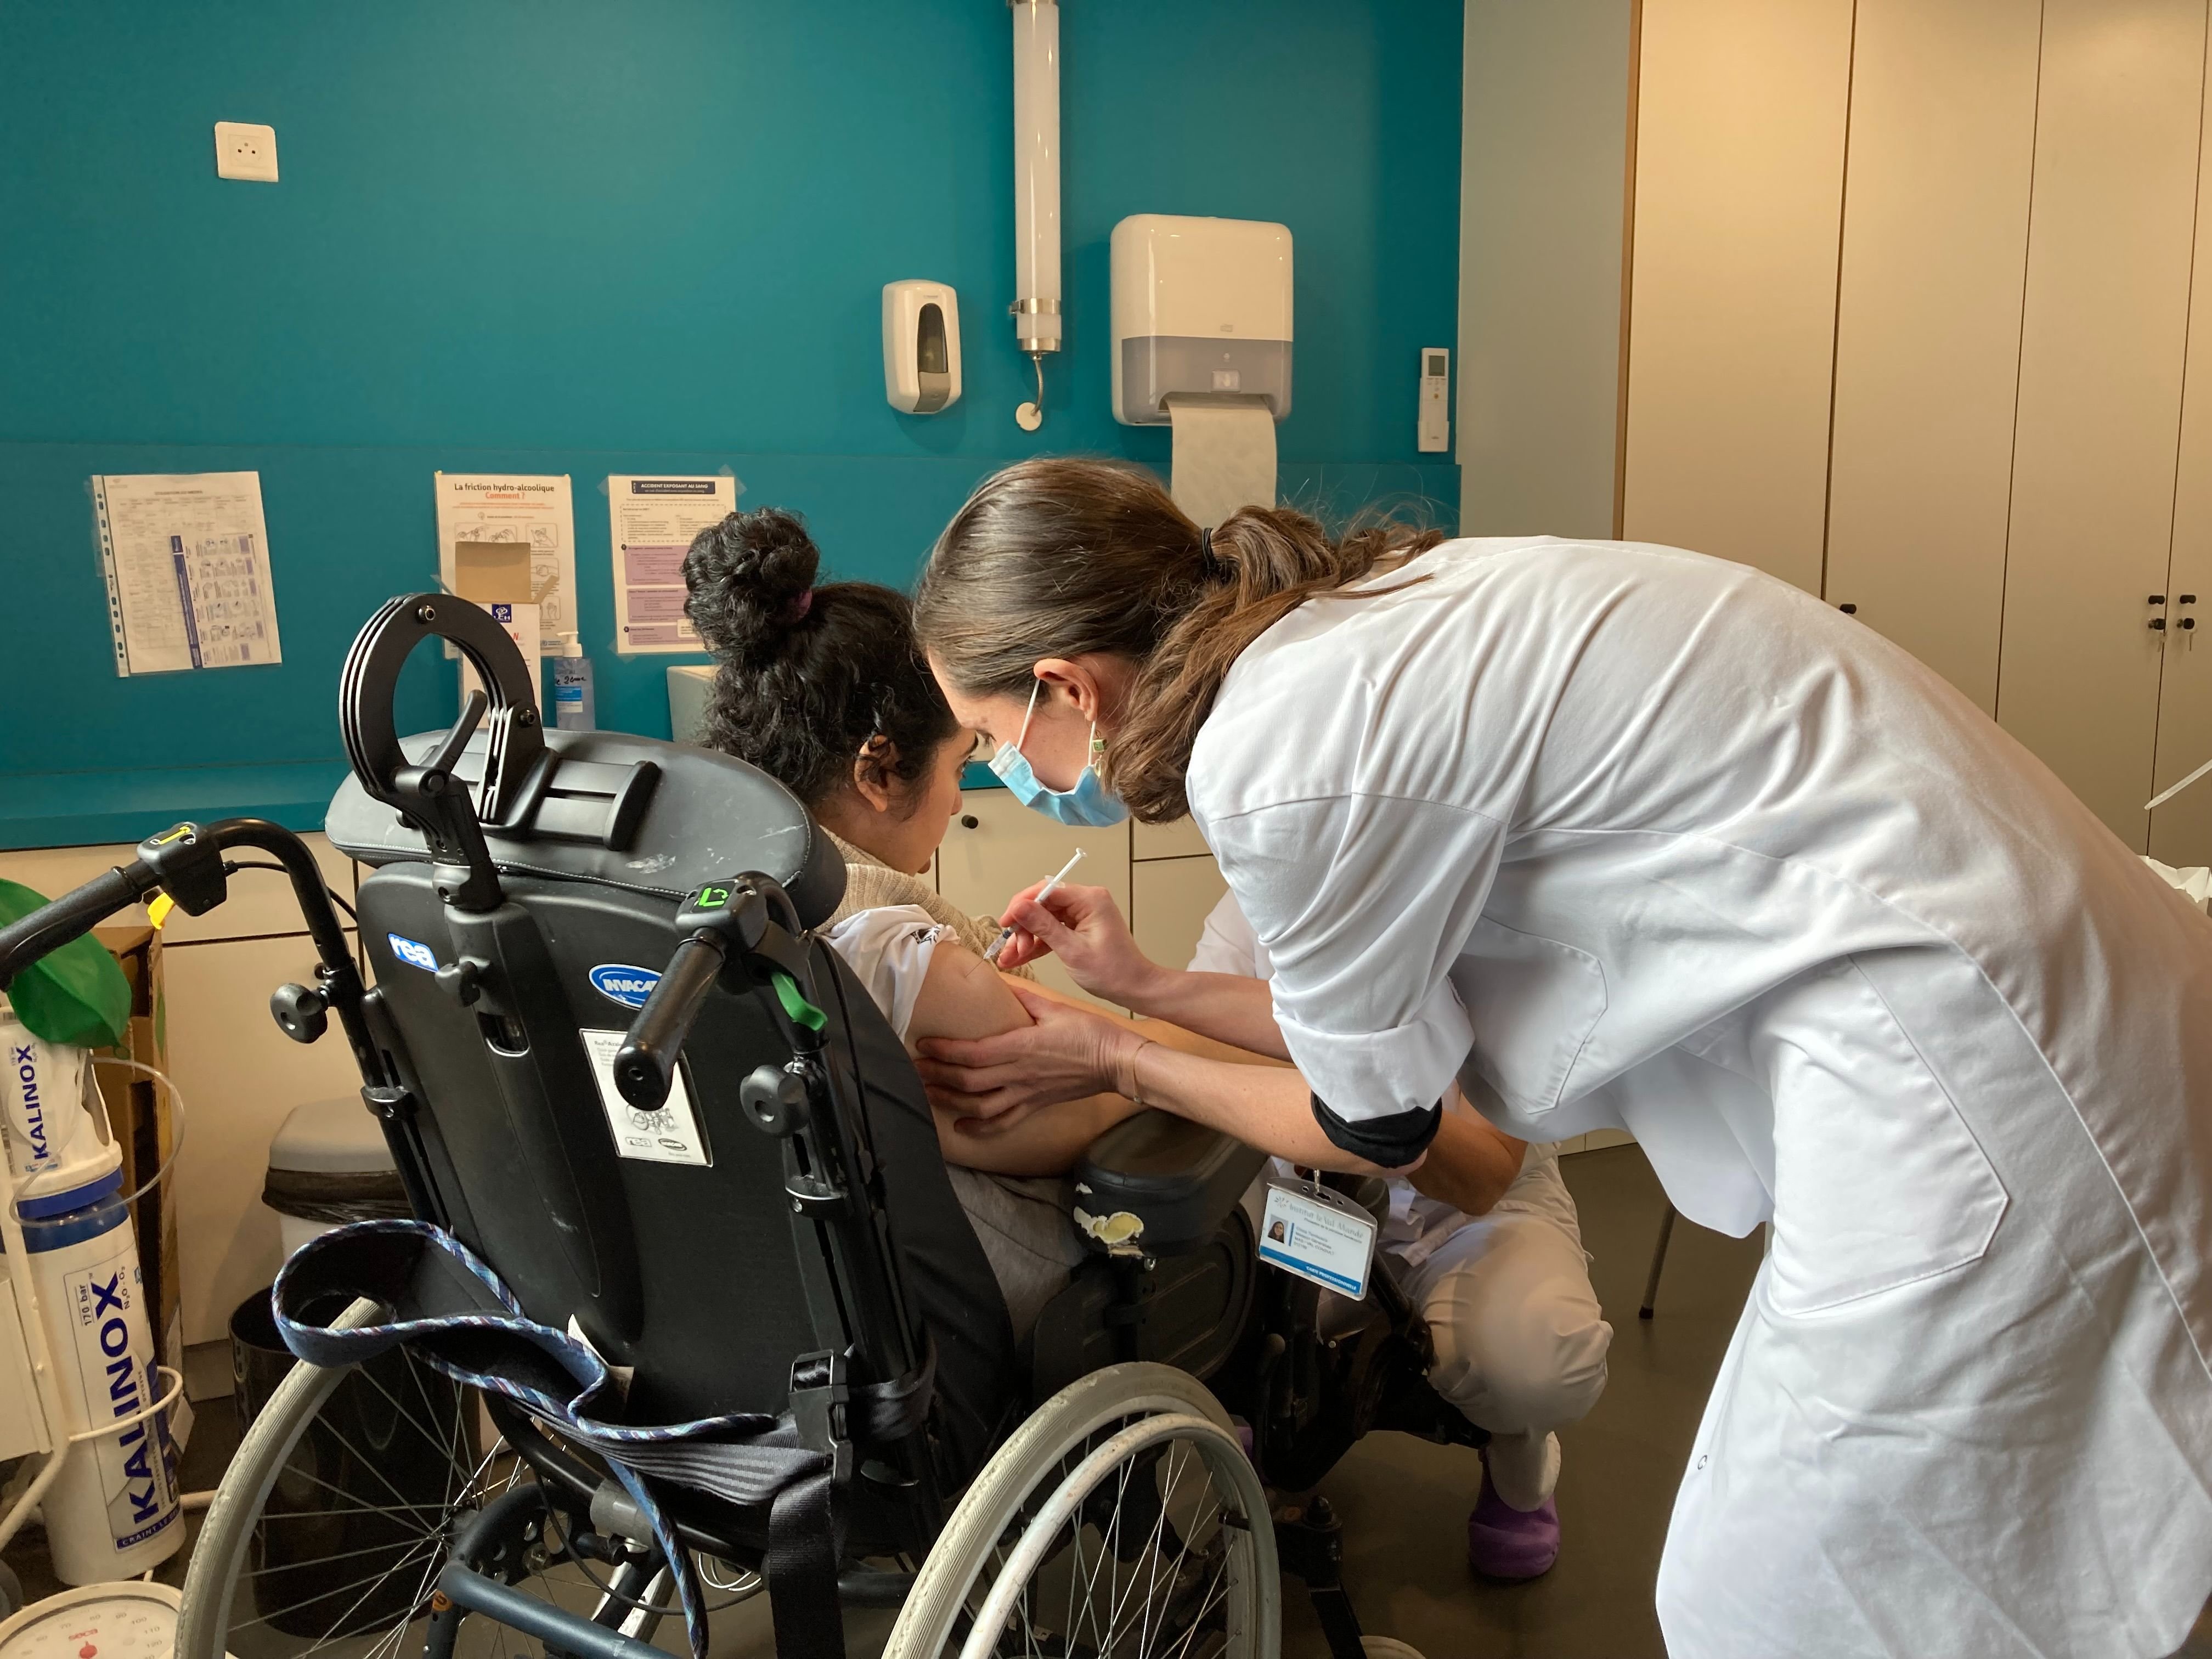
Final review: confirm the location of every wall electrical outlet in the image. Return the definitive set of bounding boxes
[213,122,278,183]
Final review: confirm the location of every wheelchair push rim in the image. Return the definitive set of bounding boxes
[884,1363,1279,1659]
[176,1297,706,1659]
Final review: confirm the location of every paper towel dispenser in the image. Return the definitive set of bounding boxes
[1111,215,1293,426]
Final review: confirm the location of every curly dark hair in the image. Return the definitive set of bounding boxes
[681,506,960,810]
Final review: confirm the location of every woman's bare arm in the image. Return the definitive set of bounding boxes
[1018,979,1291,1069]
[1404,1088,1526,1216]
[905,942,1142,1177]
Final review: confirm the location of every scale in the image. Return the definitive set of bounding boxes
[0,1582,195,1659]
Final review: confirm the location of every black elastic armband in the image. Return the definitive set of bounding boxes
[1309,1092,1442,1167]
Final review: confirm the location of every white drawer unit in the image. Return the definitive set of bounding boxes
[934,792,1132,1006]
[1131,816,1211,861]
[1130,855,1229,977]
[165,935,365,1345]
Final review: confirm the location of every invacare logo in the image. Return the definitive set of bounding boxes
[590,965,661,1009]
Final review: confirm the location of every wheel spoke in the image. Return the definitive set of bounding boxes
[1156,1566,1233,1659]
[229,1532,443,1642]
[251,1463,455,1524]
[347,1361,469,1469]
[1130,1444,1189,1657]
[302,1409,456,1519]
[1129,1497,1223,1659]
[241,1536,459,1581]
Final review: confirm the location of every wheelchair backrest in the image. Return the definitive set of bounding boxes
[324,605,1015,1479]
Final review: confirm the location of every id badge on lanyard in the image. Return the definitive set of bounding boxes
[1258,1172,1379,1300]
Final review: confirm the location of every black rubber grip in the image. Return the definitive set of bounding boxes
[612,932,726,1110]
[0,866,151,992]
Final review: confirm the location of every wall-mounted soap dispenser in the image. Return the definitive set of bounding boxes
[883,281,962,414]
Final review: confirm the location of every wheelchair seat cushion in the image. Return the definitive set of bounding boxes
[1073,1111,1271,1256]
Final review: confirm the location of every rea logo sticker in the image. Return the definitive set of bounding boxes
[387,934,438,973]
[589,965,661,1009]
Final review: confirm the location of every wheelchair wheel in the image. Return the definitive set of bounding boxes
[883,1362,1278,1659]
[177,1298,697,1659]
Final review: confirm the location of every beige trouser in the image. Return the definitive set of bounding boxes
[1397,1158,1613,1507]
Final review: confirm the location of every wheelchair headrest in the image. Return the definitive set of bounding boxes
[326,729,845,927]
[324,594,845,927]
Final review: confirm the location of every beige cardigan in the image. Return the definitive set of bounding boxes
[822,828,1032,976]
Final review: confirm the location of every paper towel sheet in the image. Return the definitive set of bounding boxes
[1167,394,1277,528]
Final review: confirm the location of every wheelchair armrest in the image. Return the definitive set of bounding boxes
[1071,1110,1269,1257]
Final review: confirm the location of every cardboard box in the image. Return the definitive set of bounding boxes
[91,923,179,1376]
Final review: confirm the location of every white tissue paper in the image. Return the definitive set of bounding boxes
[1167,394,1277,529]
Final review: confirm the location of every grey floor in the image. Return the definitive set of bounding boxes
[1278,1143,1760,1658]
[9,1143,2206,1656]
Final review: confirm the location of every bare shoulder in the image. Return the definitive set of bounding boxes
[910,940,1031,1045]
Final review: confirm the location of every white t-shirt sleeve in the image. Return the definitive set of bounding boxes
[1206,793,1503,1132]
[822,905,952,1045]
[1187,890,1268,977]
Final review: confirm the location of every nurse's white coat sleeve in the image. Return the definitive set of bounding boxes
[1206,793,1503,1163]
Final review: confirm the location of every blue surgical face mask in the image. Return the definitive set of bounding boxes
[989,682,1130,828]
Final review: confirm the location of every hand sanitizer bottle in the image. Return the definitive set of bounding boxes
[552,634,595,731]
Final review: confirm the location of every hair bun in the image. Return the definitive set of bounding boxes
[682,506,823,662]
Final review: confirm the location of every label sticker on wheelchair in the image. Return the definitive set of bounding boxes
[580,1029,710,1167]
[386,933,438,973]
[1259,1180,1377,1300]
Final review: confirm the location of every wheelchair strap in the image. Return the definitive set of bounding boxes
[273,1219,934,1659]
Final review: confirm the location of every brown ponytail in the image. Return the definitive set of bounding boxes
[914,457,1442,822]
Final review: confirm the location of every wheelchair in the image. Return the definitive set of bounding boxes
[0,596,1487,1659]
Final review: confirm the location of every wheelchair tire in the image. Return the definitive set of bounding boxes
[177,1297,689,1659]
[882,1361,1278,1659]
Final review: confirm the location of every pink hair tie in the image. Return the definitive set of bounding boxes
[786,589,814,623]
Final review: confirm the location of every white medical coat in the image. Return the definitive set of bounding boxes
[1187,537,2212,1658]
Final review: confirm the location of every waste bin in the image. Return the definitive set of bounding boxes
[228,1290,475,1638]
[260,1098,410,1258]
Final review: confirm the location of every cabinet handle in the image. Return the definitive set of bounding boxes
[960,814,979,830]
[2185,618,2198,631]
[2182,595,2198,605]
[1837,602,1858,615]
[2151,594,2168,605]
[2151,618,2169,631]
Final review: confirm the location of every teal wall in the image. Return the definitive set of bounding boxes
[0,0,1462,849]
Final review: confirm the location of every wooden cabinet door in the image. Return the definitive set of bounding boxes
[1996,0,2208,846]
[1622,0,1854,591]
[934,792,1130,1006]
[166,935,363,1345]
[1821,0,2041,714]
[1131,856,1230,980]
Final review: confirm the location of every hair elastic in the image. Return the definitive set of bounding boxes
[1198,528,1227,580]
